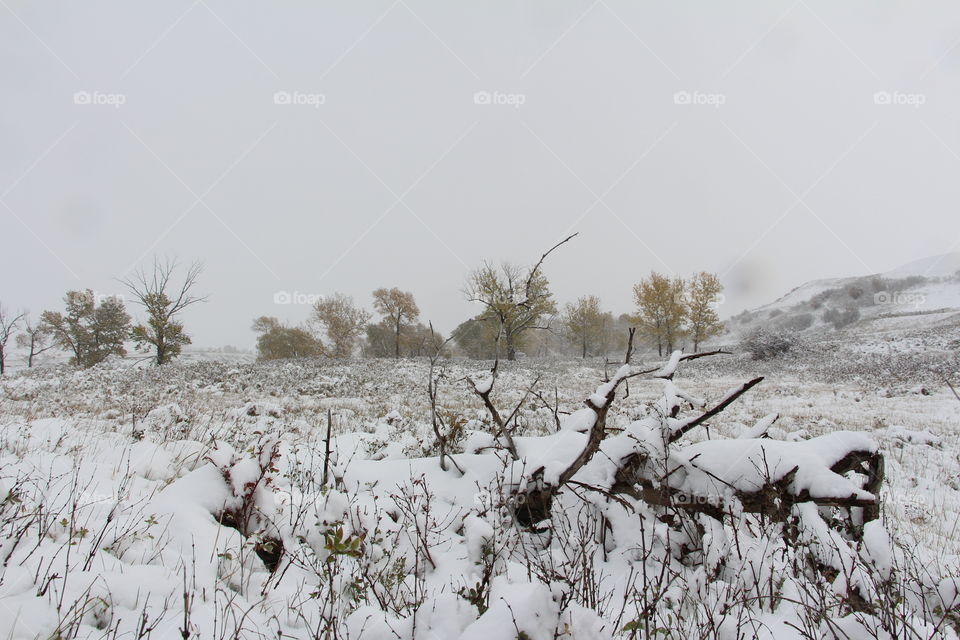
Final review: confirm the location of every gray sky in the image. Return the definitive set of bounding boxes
[2,1,959,348]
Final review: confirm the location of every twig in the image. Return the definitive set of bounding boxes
[322,408,332,486]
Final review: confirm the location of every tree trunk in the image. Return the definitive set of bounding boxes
[506,332,517,361]
[394,318,401,358]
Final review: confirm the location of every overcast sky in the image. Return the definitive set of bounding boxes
[3,1,960,348]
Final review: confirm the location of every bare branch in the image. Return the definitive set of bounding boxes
[428,322,463,474]
[523,232,578,300]
[667,377,764,444]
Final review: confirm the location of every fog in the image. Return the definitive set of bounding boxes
[3,1,958,347]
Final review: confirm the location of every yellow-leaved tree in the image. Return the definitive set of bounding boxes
[686,271,725,351]
[563,295,612,358]
[633,272,687,356]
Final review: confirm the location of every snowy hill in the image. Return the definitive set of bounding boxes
[883,252,960,279]
[756,276,853,313]
[755,252,960,314]
[729,252,960,351]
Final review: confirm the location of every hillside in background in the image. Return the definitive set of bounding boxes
[727,252,960,355]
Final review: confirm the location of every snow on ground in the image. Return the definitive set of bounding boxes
[755,276,852,313]
[858,310,960,334]
[0,356,958,638]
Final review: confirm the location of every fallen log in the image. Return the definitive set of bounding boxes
[508,350,884,543]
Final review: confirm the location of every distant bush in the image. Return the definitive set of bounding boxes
[810,293,827,308]
[738,327,797,360]
[867,276,926,300]
[252,316,323,361]
[780,312,814,331]
[804,276,929,314]
[822,307,860,330]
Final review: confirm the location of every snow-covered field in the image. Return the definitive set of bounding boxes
[1,356,958,639]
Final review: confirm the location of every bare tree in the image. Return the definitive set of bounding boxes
[465,234,576,360]
[371,287,420,358]
[0,305,25,374]
[16,314,54,368]
[121,258,206,365]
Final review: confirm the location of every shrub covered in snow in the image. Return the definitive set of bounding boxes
[738,326,800,360]
[823,306,861,329]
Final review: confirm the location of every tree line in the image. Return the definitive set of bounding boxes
[0,249,726,370]
[0,258,204,373]
[253,266,724,362]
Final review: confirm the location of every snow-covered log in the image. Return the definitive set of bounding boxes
[496,350,884,541]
